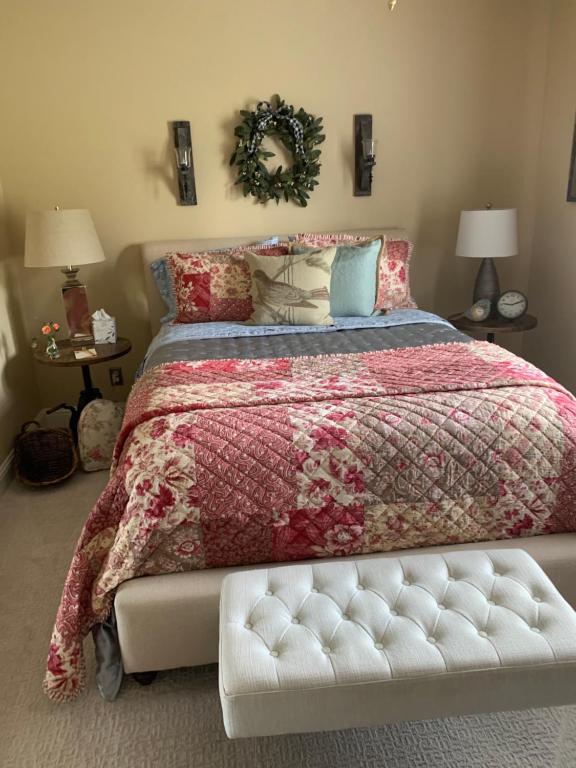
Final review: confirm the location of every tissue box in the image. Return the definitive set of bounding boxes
[92,310,117,344]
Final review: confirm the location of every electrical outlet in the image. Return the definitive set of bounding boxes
[109,367,123,387]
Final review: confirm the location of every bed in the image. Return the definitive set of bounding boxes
[44,230,576,702]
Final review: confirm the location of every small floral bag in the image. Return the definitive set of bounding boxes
[78,400,125,472]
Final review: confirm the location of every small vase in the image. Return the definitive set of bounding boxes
[46,336,60,359]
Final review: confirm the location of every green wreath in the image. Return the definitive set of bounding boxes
[229,95,325,207]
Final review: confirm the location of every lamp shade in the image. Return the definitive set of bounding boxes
[455,208,518,259]
[25,208,105,268]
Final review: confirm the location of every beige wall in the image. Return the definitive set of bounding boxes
[0,182,40,466]
[0,0,552,410]
[524,0,576,391]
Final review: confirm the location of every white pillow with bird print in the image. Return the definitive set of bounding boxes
[245,247,337,325]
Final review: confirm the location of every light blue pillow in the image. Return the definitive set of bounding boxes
[291,238,381,317]
[150,258,176,323]
[150,237,281,325]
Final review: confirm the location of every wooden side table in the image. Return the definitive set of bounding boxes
[448,313,537,343]
[33,338,132,414]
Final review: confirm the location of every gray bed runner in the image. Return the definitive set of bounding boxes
[144,322,470,370]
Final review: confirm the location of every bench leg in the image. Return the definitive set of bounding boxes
[132,671,157,686]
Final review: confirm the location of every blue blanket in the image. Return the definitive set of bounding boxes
[139,310,458,376]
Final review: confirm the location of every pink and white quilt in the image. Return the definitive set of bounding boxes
[44,341,576,700]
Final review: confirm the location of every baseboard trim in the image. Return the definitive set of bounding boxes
[0,450,14,496]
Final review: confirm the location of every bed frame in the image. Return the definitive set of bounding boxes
[114,231,576,678]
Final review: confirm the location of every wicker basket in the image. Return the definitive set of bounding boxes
[14,421,78,486]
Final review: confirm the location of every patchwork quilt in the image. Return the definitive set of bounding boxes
[44,341,576,700]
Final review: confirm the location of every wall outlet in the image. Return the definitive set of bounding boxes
[109,367,124,387]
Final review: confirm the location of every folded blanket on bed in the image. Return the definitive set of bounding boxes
[44,341,576,701]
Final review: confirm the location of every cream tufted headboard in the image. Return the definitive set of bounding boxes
[141,228,407,336]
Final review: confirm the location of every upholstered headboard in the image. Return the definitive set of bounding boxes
[141,228,407,336]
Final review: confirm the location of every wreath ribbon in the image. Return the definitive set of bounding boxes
[248,101,305,157]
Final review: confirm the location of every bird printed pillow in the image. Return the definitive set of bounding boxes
[245,248,337,325]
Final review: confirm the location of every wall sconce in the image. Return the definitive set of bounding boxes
[354,114,377,196]
[172,120,197,205]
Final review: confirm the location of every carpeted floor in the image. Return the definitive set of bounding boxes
[1,472,576,768]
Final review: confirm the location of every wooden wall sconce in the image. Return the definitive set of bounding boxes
[354,114,377,196]
[172,121,197,205]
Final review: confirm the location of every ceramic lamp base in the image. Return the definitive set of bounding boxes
[472,257,501,315]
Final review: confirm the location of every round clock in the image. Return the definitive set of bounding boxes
[497,290,528,320]
[464,298,491,322]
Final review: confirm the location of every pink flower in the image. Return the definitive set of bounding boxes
[309,477,331,493]
[173,423,197,447]
[327,409,355,422]
[310,424,348,451]
[145,484,175,518]
[423,452,445,470]
[254,381,284,391]
[150,419,167,439]
[507,514,534,537]
[47,644,65,676]
[344,466,365,493]
[176,539,200,557]
[135,477,153,496]
[324,524,363,555]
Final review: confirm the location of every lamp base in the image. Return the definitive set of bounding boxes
[61,272,94,345]
[472,258,500,315]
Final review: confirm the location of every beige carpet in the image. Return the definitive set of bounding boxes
[1,472,576,768]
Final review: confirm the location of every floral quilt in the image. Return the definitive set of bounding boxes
[44,341,576,700]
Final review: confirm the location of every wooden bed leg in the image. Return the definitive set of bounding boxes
[132,671,158,686]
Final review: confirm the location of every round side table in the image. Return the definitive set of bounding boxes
[33,338,132,414]
[448,313,537,343]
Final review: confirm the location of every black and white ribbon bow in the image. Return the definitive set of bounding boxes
[247,101,305,157]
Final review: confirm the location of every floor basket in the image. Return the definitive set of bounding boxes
[14,421,78,486]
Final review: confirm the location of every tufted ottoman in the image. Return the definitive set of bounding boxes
[218,550,576,738]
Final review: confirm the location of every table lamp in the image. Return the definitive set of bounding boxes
[455,205,518,312]
[25,207,105,345]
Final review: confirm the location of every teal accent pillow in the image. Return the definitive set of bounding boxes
[291,238,381,316]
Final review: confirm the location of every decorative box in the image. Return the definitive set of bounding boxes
[92,309,117,344]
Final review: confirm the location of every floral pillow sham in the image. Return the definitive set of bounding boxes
[375,238,417,311]
[245,247,337,326]
[296,232,416,312]
[166,243,289,323]
[150,237,281,324]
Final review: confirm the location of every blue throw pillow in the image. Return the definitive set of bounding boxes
[150,257,177,323]
[291,238,382,316]
[150,237,281,325]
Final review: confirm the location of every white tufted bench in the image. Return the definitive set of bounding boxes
[218,550,576,738]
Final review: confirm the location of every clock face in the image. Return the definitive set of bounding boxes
[497,290,527,319]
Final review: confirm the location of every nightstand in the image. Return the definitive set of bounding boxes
[33,338,132,413]
[448,313,537,343]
